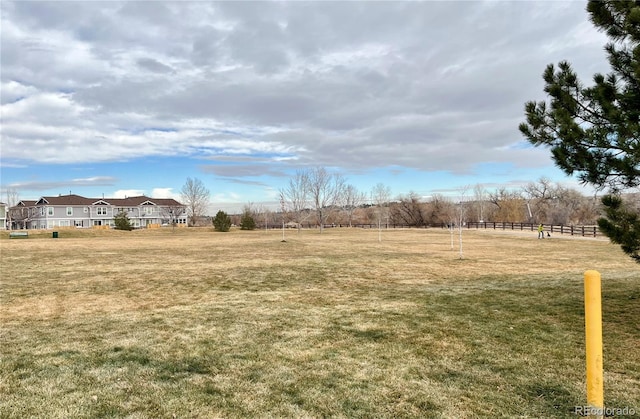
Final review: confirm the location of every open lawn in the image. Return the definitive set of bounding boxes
[1,228,638,418]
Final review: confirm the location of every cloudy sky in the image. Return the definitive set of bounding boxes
[1,1,609,212]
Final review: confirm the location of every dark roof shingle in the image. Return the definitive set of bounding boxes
[26,194,184,206]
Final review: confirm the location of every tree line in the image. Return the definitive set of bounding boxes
[182,171,634,229]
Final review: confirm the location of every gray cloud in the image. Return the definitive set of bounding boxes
[1,1,610,176]
[200,164,287,179]
[4,176,117,191]
[137,58,174,74]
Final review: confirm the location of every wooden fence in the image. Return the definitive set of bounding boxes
[464,222,601,237]
[260,222,602,237]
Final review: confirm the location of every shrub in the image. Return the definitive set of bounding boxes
[212,210,232,232]
[114,211,133,231]
[240,212,256,230]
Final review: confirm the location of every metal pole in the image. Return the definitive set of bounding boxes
[584,270,604,417]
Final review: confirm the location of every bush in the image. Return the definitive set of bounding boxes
[212,210,232,232]
[240,212,256,230]
[114,211,133,231]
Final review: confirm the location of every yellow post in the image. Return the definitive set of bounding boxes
[584,270,604,415]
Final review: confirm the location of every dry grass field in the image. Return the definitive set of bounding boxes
[1,227,638,418]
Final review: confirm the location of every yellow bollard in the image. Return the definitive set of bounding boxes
[584,270,604,414]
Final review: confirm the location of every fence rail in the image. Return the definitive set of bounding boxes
[260,222,602,237]
[465,222,601,237]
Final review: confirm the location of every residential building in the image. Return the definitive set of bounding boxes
[0,202,6,230]
[9,200,36,230]
[9,194,187,229]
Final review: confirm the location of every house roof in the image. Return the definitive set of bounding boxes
[37,194,95,206]
[26,194,184,207]
[16,200,37,207]
[105,196,183,206]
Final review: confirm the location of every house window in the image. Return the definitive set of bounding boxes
[66,207,73,216]
[48,207,54,216]
[96,207,107,216]
[144,207,154,215]
[93,220,102,226]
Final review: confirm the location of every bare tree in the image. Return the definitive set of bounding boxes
[488,188,525,222]
[4,188,19,230]
[473,184,487,222]
[161,204,186,231]
[447,201,457,251]
[391,191,426,227]
[342,184,366,227]
[364,205,377,225]
[571,193,601,225]
[279,192,287,241]
[252,203,273,231]
[307,167,345,233]
[423,194,457,247]
[522,177,555,223]
[425,194,455,226]
[180,177,210,226]
[523,180,605,226]
[280,169,310,232]
[456,186,471,259]
[371,183,391,242]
